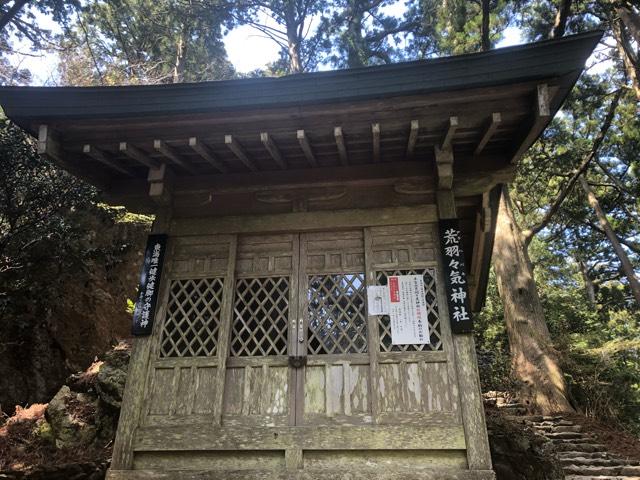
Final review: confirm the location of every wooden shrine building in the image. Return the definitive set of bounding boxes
[0,31,601,480]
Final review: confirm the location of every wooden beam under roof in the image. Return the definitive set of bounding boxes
[83,144,135,177]
[38,125,109,190]
[372,123,381,163]
[297,130,318,167]
[474,112,502,155]
[260,132,286,169]
[440,116,459,150]
[119,142,160,169]
[510,83,552,164]
[225,135,258,172]
[405,120,419,160]
[334,126,348,166]
[154,139,197,175]
[435,145,454,189]
[189,137,228,173]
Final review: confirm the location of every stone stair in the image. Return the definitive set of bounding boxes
[512,413,640,480]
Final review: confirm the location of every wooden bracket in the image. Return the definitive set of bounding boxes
[260,132,287,169]
[334,126,349,165]
[510,83,553,163]
[474,112,501,155]
[405,120,419,160]
[297,130,318,167]
[440,116,459,150]
[371,123,381,163]
[154,139,197,175]
[38,125,110,190]
[225,135,258,172]
[83,144,135,177]
[119,142,160,169]
[435,145,454,190]
[189,137,228,173]
[255,187,346,213]
[147,162,174,206]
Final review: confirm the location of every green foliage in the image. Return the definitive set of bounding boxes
[58,0,236,85]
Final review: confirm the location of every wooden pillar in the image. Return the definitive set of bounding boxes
[436,178,493,472]
[110,207,172,470]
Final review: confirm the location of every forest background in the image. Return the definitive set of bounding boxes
[0,0,639,435]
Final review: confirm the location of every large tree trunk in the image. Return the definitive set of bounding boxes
[577,258,597,307]
[578,175,640,305]
[493,187,574,414]
[480,0,490,51]
[550,0,572,38]
[612,15,640,100]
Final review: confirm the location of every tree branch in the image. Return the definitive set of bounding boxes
[0,0,28,32]
[522,88,622,245]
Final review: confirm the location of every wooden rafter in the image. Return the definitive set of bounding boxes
[405,120,419,160]
[297,130,317,167]
[38,125,110,190]
[334,126,348,166]
[189,137,228,173]
[440,116,459,150]
[474,112,502,155]
[372,123,381,163]
[225,135,258,172]
[154,140,197,175]
[510,83,552,164]
[83,144,135,177]
[260,132,286,169]
[119,142,160,169]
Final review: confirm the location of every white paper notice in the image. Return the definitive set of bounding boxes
[388,275,430,345]
[367,285,390,315]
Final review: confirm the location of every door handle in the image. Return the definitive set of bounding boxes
[298,318,304,343]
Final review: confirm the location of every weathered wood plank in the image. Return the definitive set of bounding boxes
[107,468,496,480]
[110,209,172,469]
[170,205,438,236]
[134,424,466,451]
[436,188,492,471]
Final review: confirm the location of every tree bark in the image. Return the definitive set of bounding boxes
[612,17,640,101]
[550,0,572,38]
[480,0,490,51]
[578,258,597,307]
[615,3,640,45]
[493,187,574,414]
[578,175,640,305]
[0,0,29,32]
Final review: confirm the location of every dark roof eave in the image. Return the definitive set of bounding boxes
[0,30,603,126]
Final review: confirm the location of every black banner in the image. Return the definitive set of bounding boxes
[132,234,168,336]
[439,219,473,334]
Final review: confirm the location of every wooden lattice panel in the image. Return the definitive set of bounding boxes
[230,276,290,356]
[375,268,442,351]
[307,273,367,354]
[159,277,225,358]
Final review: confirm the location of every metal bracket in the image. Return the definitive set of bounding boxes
[288,356,307,369]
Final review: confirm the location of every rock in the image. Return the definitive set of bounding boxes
[486,411,564,480]
[45,386,97,448]
[95,344,131,410]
